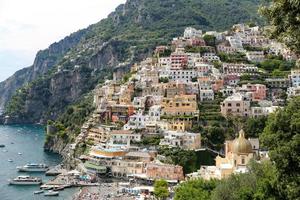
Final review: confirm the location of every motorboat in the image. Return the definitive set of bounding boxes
[8,176,42,185]
[34,190,44,194]
[17,163,49,172]
[44,190,59,196]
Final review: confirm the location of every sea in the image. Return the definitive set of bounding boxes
[0,125,78,200]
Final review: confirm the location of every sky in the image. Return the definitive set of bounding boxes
[0,0,126,82]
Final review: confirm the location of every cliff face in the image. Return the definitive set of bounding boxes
[2,0,263,124]
[0,29,88,110]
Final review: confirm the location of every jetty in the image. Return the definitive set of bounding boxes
[41,170,99,190]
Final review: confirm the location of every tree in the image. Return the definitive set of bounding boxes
[260,0,300,53]
[154,179,169,200]
[244,116,268,138]
[175,178,218,200]
[211,160,280,200]
[260,97,300,199]
[203,35,216,47]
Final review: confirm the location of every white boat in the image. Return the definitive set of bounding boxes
[8,159,13,162]
[17,163,49,172]
[9,176,42,185]
[44,190,59,196]
[34,190,44,194]
[18,152,22,155]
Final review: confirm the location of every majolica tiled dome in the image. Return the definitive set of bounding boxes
[232,130,253,154]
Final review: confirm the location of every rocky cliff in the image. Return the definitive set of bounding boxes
[2,0,264,124]
[0,29,88,110]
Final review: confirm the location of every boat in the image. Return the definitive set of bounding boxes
[53,186,65,191]
[0,144,5,148]
[44,190,59,196]
[17,163,49,172]
[8,176,42,185]
[34,190,44,194]
[8,159,13,162]
[18,152,22,155]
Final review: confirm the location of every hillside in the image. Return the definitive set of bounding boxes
[1,0,264,124]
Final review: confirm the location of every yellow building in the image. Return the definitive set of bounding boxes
[161,95,198,117]
[169,120,192,132]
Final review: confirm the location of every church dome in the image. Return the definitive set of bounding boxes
[232,130,253,154]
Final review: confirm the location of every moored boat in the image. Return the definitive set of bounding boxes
[44,190,59,196]
[0,144,5,148]
[8,176,42,185]
[17,163,49,172]
[34,190,44,194]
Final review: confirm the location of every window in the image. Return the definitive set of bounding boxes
[228,103,232,107]
[241,158,245,164]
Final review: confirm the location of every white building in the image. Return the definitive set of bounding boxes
[158,57,171,68]
[199,85,214,101]
[251,106,279,117]
[147,105,161,122]
[159,69,198,83]
[202,53,220,62]
[124,111,146,130]
[159,131,201,150]
[287,86,300,98]
[184,27,202,38]
[204,31,223,41]
[290,69,300,87]
[226,36,243,50]
[223,63,258,76]
[109,130,142,144]
[246,51,265,62]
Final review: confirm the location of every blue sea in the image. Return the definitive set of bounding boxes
[0,125,77,200]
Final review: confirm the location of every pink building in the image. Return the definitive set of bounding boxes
[146,162,184,181]
[171,52,188,70]
[239,83,267,101]
[221,93,251,117]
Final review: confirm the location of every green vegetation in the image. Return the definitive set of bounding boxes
[175,179,219,200]
[45,93,95,146]
[159,77,169,83]
[243,45,266,52]
[243,116,267,138]
[260,97,300,199]
[175,160,279,200]
[218,52,249,63]
[211,160,279,200]
[203,35,216,47]
[158,147,215,174]
[136,135,163,146]
[257,58,295,78]
[154,179,170,200]
[260,0,300,53]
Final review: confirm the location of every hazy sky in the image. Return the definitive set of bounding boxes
[0,0,126,81]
